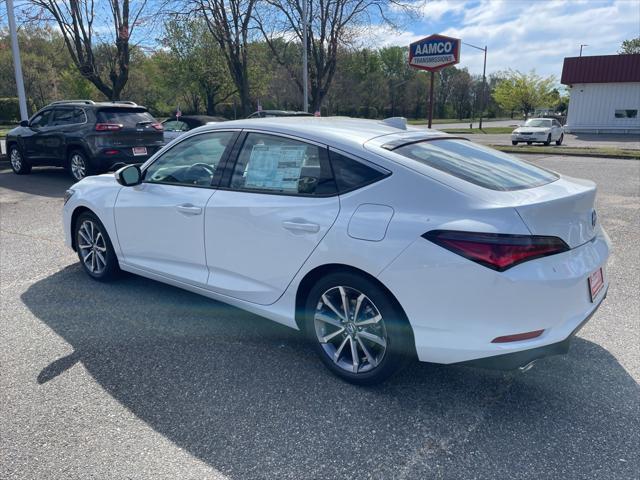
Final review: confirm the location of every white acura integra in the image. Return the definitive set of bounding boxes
[63,117,610,384]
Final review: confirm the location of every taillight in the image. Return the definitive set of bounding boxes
[422,230,569,271]
[151,122,163,131]
[95,123,123,131]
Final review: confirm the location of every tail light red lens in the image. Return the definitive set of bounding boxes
[95,123,123,131]
[423,230,569,271]
[151,122,164,131]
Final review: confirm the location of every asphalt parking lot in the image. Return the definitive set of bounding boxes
[1,155,639,480]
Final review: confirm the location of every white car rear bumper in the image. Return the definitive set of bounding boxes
[378,225,611,367]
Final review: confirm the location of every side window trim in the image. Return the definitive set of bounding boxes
[218,130,337,197]
[141,130,241,189]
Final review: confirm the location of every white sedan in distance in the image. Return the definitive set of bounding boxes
[63,117,610,384]
[511,118,564,146]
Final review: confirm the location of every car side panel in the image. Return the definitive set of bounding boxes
[63,175,123,255]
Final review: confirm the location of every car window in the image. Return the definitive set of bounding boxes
[329,150,390,193]
[164,120,188,132]
[97,108,156,127]
[393,139,558,191]
[230,133,336,195]
[144,132,234,187]
[52,108,75,126]
[72,108,87,124]
[30,110,52,128]
[524,119,552,128]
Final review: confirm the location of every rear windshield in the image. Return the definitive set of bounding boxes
[393,139,558,191]
[97,108,156,127]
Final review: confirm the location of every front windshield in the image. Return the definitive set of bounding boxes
[524,119,552,128]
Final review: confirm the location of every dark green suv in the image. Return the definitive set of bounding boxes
[6,100,165,181]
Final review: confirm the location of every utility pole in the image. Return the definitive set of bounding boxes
[463,42,488,129]
[427,71,435,129]
[579,44,588,57]
[302,0,309,112]
[6,0,29,121]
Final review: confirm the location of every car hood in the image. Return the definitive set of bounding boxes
[514,127,551,133]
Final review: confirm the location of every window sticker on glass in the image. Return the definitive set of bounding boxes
[244,144,307,191]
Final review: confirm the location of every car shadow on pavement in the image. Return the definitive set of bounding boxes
[22,265,640,479]
[0,167,73,198]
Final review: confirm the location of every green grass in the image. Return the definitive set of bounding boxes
[442,127,515,134]
[491,144,640,160]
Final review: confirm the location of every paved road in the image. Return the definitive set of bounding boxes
[464,132,640,150]
[1,156,639,479]
[419,124,640,150]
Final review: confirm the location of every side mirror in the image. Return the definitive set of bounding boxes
[20,120,29,127]
[115,164,142,186]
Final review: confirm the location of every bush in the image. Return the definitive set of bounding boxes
[216,103,236,119]
[0,98,20,123]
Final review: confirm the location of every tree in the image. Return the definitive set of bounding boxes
[257,0,415,112]
[29,0,155,100]
[162,19,234,115]
[619,37,640,54]
[191,0,258,117]
[493,70,556,120]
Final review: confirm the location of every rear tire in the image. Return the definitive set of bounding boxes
[9,145,31,175]
[526,141,532,145]
[304,271,413,385]
[68,150,93,182]
[555,133,564,146]
[74,211,120,281]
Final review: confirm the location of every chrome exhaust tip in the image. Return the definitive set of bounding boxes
[518,361,537,373]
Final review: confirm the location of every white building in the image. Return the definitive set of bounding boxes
[562,54,640,134]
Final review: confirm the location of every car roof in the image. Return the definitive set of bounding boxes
[45,101,147,110]
[201,117,451,151]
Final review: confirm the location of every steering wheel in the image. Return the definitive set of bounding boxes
[188,163,215,176]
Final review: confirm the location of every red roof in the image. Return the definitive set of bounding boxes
[561,54,640,85]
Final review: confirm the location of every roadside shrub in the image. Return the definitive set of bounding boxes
[0,97,20,123]
[216,103,236,119]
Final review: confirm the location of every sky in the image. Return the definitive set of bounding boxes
[367,0,640,81]
[2,0,638,84]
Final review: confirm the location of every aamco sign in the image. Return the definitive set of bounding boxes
[409,34,461,71]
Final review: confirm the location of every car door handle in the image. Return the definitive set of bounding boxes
[175,204,202,216]
[282,220,320,233]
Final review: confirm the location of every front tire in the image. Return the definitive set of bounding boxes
[75,212,120,281]
[544,134,551,146]
[9,145,31,175]
[511,141,518,146]
[556,133,564,146]
[304,272,412,385]
[68,150,93,182]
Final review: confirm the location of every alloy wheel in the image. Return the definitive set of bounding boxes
[77,220,107,275]
[70,154,87,180]
[10,148,22,171]
[314,286,388,374]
